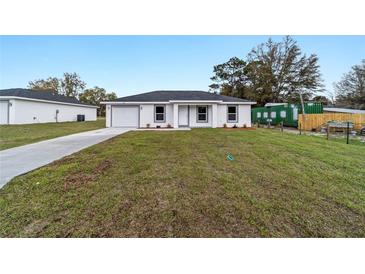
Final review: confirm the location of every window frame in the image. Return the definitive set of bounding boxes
[293,108,298,120]
[196,105,208,123]
[154,104,166,123]
[280,110,286,118]
[227,105,238,123]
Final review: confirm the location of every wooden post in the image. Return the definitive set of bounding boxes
[327,124,329,140]
[281,121,283,132]
[299,121,302,135]
[346,121,350,144]
[299,92,306,135]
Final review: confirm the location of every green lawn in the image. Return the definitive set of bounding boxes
[0,128,364,237]
[0,119,105,150]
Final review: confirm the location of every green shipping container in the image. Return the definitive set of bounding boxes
[251,102,323,127]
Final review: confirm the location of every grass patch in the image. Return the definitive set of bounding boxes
[0,128,364,237]
[0,118,105,150]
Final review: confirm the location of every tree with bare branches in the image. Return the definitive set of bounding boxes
[210,36,324,106]
[334,60,365,109]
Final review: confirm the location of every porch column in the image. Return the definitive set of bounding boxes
[173,103,179,128]
[212,104,218,128]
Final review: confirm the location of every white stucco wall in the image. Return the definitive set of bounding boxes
[188,105,213,128]
[0,100,9,124]
[9,99,97,124]
[105,104,112,127]
[139,104,173,127]
[217,104,252,127]
[239,104,252,127]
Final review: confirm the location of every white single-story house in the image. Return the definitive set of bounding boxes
[264,102,288,107]
[323,107,365,114]
[101,90,256,128]
[0,88,98,125]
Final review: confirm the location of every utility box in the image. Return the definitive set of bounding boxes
[77,114,85,122]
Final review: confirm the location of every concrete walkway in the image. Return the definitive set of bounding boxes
[0,128,131,188]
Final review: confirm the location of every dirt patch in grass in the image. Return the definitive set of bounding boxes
[50,154,78,166]
[63,159,113,191]
[23,220,50,237]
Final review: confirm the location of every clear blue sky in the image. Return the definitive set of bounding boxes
[0,36,364,97]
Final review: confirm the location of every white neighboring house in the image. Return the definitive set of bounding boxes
[0,88,98,125]
[323,107,365,114]
[101,90,256,128]
[264,103,288,107]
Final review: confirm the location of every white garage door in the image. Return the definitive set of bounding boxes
[111,105,139,127]
[0,101,9,125]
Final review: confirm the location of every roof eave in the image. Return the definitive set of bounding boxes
[101,100,256,105]
[0,96,99,108]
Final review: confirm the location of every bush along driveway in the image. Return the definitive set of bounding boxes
[0,128,364,237]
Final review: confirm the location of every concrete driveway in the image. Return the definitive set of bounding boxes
[0,127,131,188]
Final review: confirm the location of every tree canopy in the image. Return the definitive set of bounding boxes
[334,59,365,109]
[28,73,118,116]
[28,77,60,95]
[28,72,86,98]
[312,95,331,106]
[209,36,324,106]
[79,86,117,116]
[60,72,86,98]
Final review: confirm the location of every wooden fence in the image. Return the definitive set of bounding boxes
[298,113,365,131]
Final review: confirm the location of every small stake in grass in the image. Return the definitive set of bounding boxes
[299,122,302,135]
[226,154,234,161]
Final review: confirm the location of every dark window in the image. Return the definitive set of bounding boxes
[227,105,238,122]
[197,106,208,122]
[228,114,236,121]
[156,114,164,121]
[156,106,164,113]
[155,105,165,122]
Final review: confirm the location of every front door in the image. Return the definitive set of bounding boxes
[178,105,189,127]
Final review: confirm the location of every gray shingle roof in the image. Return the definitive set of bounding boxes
[111,90,254,103]
[0,88,96,107]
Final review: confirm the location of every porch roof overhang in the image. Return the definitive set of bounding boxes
[169,100,223,104]
[169,100,256,105]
